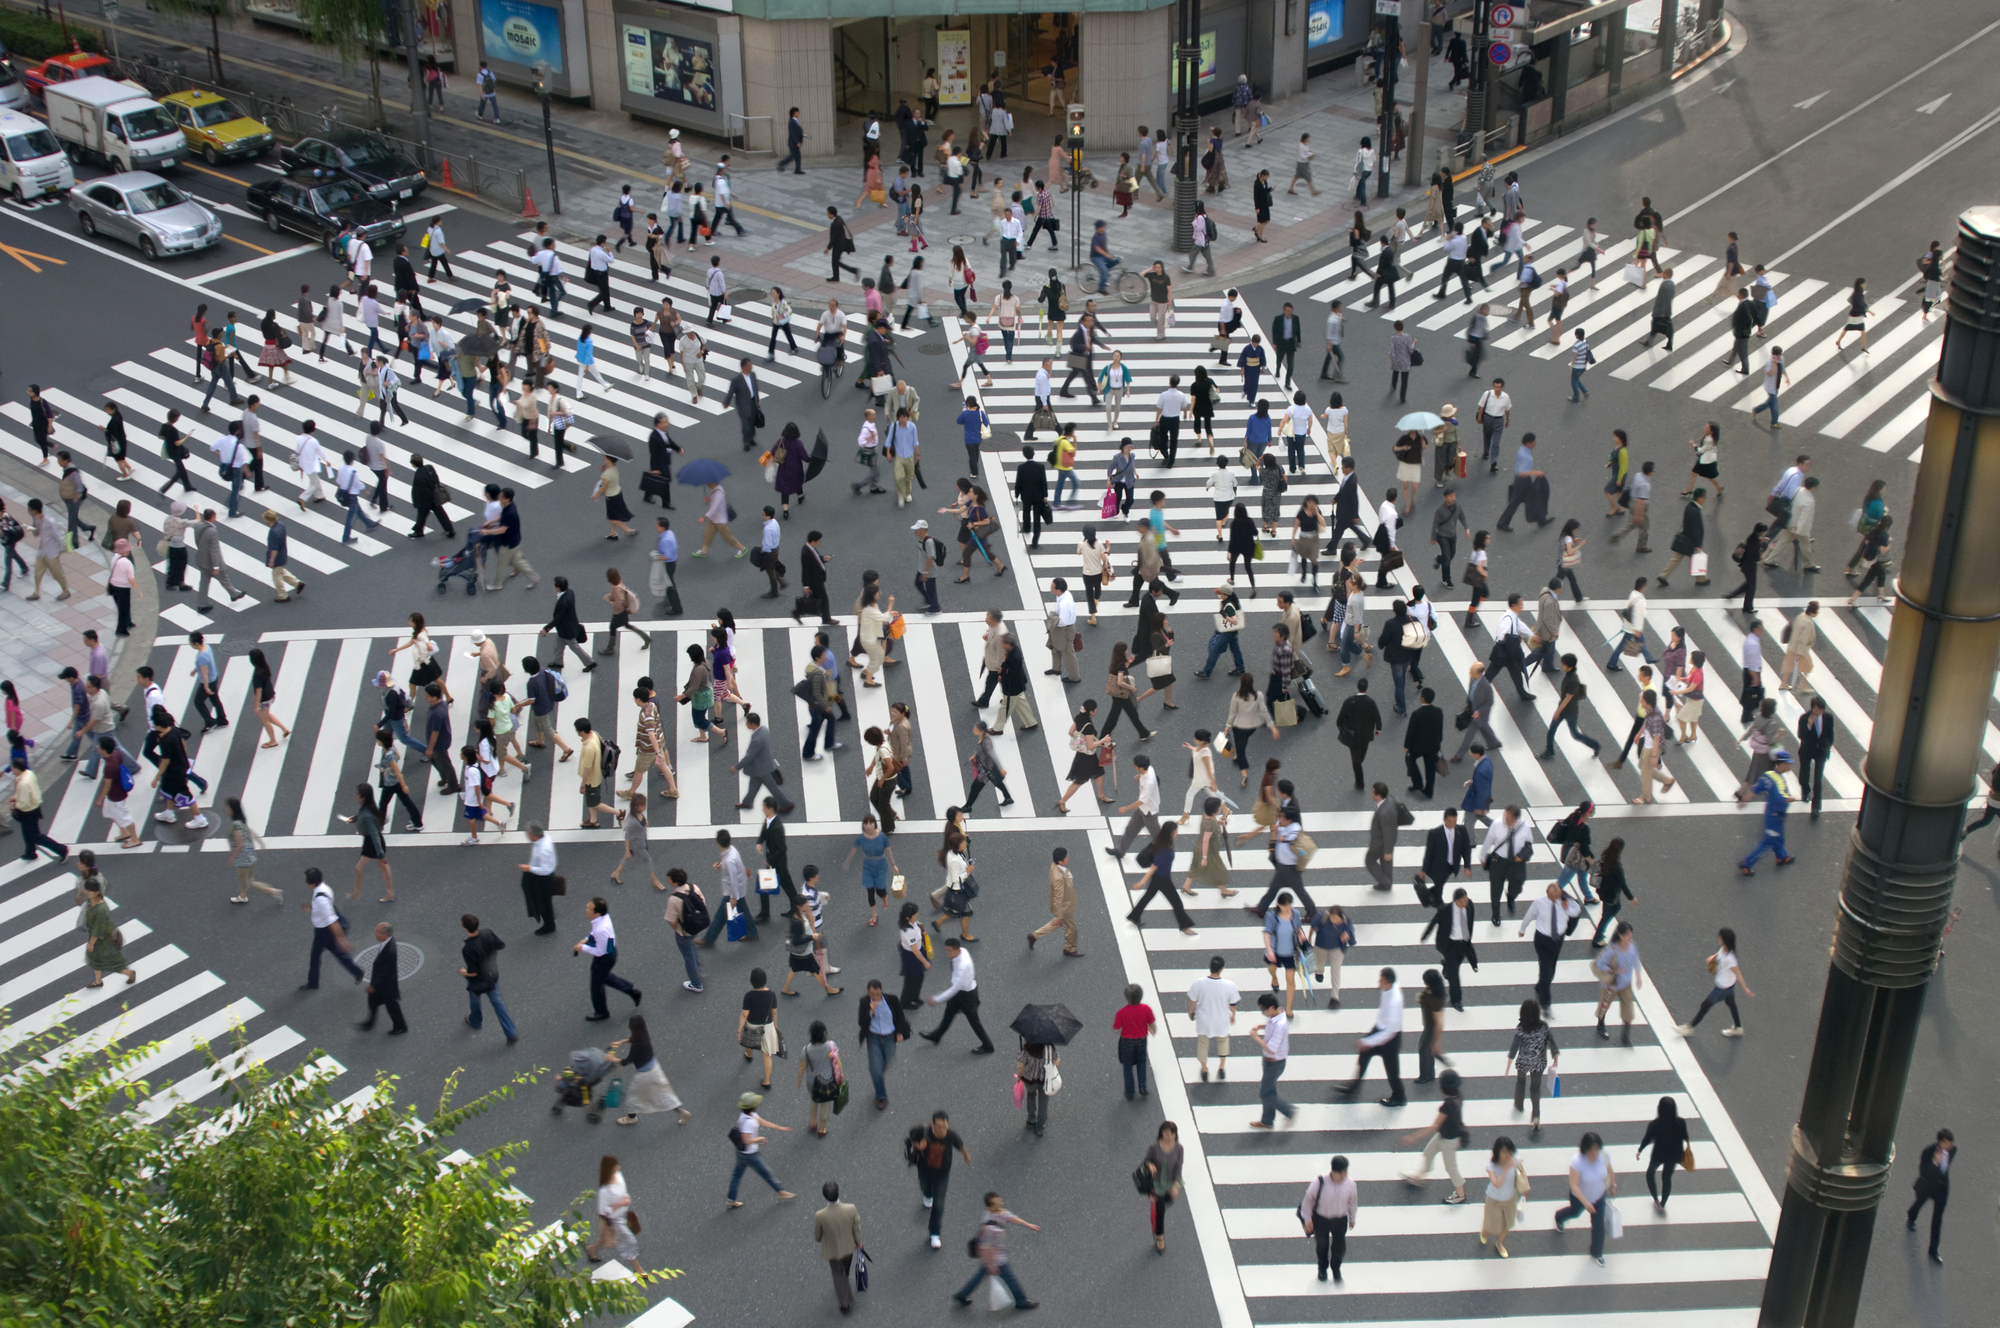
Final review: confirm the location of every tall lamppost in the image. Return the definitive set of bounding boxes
[532,60,561,215]
[1172,0,1200,253]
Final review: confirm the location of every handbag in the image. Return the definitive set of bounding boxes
[1131,1161,1154,1195]
[870,373,894,395]
[739,1020,767,1049]
[548,874,567,897]
[1622,263,1646,287]
[1409,348,1424,368]
[833,1077,852,1114]
[1381,548,1406,574]
[716,302,733,321]
[1681,1142,1697,1171]
[1043,1050,1062,1095]
[1144,655,1173,679]
[1272,698,1299,727]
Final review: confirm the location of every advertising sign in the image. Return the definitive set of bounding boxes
[481,0,563,74]
[1172,31,1219,89]
[1306,0,1344,49]
[937,30,971,105]
[621,24,718,109]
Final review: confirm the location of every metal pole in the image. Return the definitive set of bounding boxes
[1376,14,1399,199]
[1755,205,2000,1328]
[1172,0,1200,254]
[401,0,431,157]
[540,91,561,215]
[1466,0,1492,163]
[1405,18,1430,188]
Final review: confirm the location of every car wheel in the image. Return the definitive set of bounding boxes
[265,209,283,234]
[78,211,96,236]
[9,184,23,205]
[139,236,159,260]
[205,146,222,167]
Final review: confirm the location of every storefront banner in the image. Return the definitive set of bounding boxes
[622,24,719,109]
[481,0,563,73]
[1172,30,1220,89]
[938,30,971,104]
[1307,0,1345,49]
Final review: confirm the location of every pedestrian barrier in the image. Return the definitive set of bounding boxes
[373,128,529,217]
[723,112,775,156]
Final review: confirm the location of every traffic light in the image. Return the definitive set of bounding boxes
[1066,104,1085,153]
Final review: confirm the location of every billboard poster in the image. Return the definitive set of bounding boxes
[481,0,563,73]
[621,25,718,109]
[1307,0,1345,49]
[1171,31,1219,91]
[937,30,971,105]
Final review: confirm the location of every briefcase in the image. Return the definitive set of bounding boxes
[549,874,568,897]
[640,471,671,500]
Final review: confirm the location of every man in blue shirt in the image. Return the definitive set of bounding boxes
[1459,743,1494,830]
[1494,433,1548,532]
[955,395,989,476]
[521,657,573,762]
[189,630,228,732]
[652,516,681,614]
[262,509,304,601]
[421,682,460,794]
[1738,752,1798,874]
[889,408,921,507]
[756,506,784,598]
[1089,221,1119,294]
[58,667,89,760]
[480,488,538,590]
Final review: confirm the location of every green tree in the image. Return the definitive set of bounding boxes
[0,1028,668,1326]
[294,0,394,127]
[146,0,234,85]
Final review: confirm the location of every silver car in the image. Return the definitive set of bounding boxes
[67,172,222,259]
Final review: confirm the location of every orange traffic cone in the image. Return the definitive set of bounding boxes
[522,188,540,219]
[439,157,455,190]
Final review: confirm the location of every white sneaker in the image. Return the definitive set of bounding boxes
[923,1196,933,1208]
[1673,1023,1696,1035]
[461,835,480,845]
[929,1234,942,1249]
[1721,1027,1745,1037]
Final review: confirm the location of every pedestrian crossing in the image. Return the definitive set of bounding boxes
[1274,219,1944,458]
[1,234,923,626]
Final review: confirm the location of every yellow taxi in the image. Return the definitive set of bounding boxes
[159,90,275,165]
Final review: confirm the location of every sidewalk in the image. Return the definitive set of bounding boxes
[68,7,1469,301]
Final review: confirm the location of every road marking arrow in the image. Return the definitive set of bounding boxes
[1793,92,1829,110]
[1916,94,1952,114]
[0,241,65,273]
[1711,80,1735,96]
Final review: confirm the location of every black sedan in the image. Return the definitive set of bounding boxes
[276,130,426,202]
[247,174,407,252]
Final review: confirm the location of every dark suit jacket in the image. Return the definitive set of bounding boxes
[801,543,829,592]
[1335,473,1359,527]
[393,255,419,293]
[1419,901,1479,964]
[369,937,401,1000]
[858,993,912,1041]
[1423,824,1472,880]
[725,372,760,419]
[1406,704,1445,755]
[788,116,806,147]
[757,815,789,865]
[1672,501,1705,555]
[1015,459,1048,504]
[1336,695,1381,748]
[544,588,584,641]
[1915,1142,1954,1193]
[1795,710,1837,759]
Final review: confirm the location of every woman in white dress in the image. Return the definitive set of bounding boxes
[611,1014,691,1128]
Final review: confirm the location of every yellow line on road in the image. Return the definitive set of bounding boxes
[222,233,275,254]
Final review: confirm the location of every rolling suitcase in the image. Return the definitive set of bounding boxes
[1296,676,1328,718]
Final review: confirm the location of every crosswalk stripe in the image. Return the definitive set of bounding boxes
[1194,1092,1696,1136]
[1144,922,1540,952]
[1182,1045,1673,1081]
[102,995,262,1092]
[1235,1248,1769,1298]
[0,942,186,1056]
[1154,958,1627,995]
[1648,278,1821,391]
[295,637,372,837]
[0,921,153,1015]
[19,972,228,1076]
[1163,1003,1618,1039]
[1223,1192,1756,1240]
[130,1030,313,1126]
[187,657,254,803]
[955,620,1037,819]
[728,627,768,825]
[1824,337,1939,438]
[672,628,713,823]
[789,626,842,822]
[1690,290,1854,402]
[239,640,315,834]
[1859,392,1932,455]
[1780,310,1938,429]
[901,624,974,818]
[1253,1313,1756,1328]
[1207,1144,1733,1186]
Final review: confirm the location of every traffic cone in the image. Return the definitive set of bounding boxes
[439,157,455,190]
[522,188,540,219]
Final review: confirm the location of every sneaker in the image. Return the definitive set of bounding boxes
[1673,1023,1696,1035]
[929,1234,942,1249]
[1721,1027,1745,1037]
[683,981,704,992]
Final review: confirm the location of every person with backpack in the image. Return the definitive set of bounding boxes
[663,867,710,992]
[474,62,501,122]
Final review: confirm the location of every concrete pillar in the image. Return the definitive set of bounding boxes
[1247,0,1308,102]
[1659,0,1679,76]
[737,17,837,159]
[1604,9,1626,97]
[1079,6,1175,157]
[1548,32,1571,123]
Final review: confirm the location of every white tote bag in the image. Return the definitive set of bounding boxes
[1689,550,1710,579]
[716,303,734,322]
[1606,1200,1624,1239]
[1622,263,1645,288]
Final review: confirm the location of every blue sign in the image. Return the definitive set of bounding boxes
[482,0,563,74]
[1307,0,1344,49]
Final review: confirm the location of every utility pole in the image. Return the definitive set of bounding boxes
[1466,0,1493,163]
[1405,17,1430,188]
[532,61,562,215]
[401,0,431,158]
[1376,11,1399,200]
[1756,205,2000,1328]
[1172,0,1200,253]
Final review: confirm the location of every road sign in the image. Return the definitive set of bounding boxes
[1489,41,1514,65]
[1489,4,1518,27]
[1375,0,1402,15]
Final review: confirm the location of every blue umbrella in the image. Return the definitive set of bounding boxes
[678,458,732,486]
[1396,411,1446,431]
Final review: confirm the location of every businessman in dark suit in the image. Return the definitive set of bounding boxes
[1414,808,1472,909]
[734,711,795,815]
[1326,456,1363,553]
[358,922,407,1033]
[1404,686,1445,797]
[539,575,594,671]
[1794,697,1836,819]
[1418,886,1479,1009]
[1906,1128,1955,1263]
[754,795,802,921]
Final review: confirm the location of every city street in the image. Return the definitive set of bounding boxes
[0,4,1995,1327]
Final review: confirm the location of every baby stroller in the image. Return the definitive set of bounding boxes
[552,1047,619,1123]
[434,530,481,596]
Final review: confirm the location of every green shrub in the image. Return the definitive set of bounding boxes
[0,11,105,63]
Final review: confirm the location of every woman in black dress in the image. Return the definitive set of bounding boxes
[101,400,135,479]
[1053,700,1111,813]
[1190,364,1218,451]
[1226,502,1260,594]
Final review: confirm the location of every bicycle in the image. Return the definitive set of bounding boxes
[817,334,846,398]
[1110,267,1146,304]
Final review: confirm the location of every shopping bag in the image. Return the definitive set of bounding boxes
[1622,264,1645,287]
[1100,486,1119,519]
[1606,1201,1624,1239]
[1272,699,1299,727]
[1550,1071,1561,1097]
[756,868,780,895]
[891,874,907,898]
[1689,550,1710,579]
[988,1277,1011,1311]
[870,373,894,395]
[725,901,750,941]
[1013,1078,1026,1109]
[717,303,734,321]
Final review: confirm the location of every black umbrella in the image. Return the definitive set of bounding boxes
[592,435,634,461]
[457,331,501,357]
[1009,1003,1083,1047]
[803,428,830,484]
[449,296,493,315]
[913,461,928,491]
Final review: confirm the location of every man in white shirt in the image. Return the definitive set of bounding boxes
[1438,225,1474,303]
[293,423,329,506]
[1214,291,1241,365]
[584,235,614,314]
[1153,374,1188,465]
[1352,138,1376,205]
[239,397,266,491]
[999,210,1024,277]
[1333,967,1406,1105]
[1188,955,1240,1082]
[1321,299,1346,381]
[1520,880,1582,1012]
[1491,594,1535,701]
[711,158,745,236]
[1024,359,1052,440]
[920,936,994,1051]
[209,428,252,519]
[1108,754,1162,859]
[1475,379,1512,471]
[347,236,373,291]
[1480,805,1534,925]
[1247,992,1295,1127]
[301,866,363,988]
[1045,579,1080,681]
[333,448,381,544]
[574,895,640,1019]
[1606,577,1654,672]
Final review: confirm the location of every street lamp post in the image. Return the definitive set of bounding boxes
[1755,206,2000,1328]
[1377,12,1399,200]
[400,0,431,160]
[532,60,561,216]
[1172,0,1200,254]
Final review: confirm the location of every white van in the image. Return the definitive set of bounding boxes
[0,107,73,202]
[44,76,182,174]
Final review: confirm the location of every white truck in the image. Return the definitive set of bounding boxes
[44,75,184,173]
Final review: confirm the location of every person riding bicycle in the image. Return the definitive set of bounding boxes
[1090,221,1122,295]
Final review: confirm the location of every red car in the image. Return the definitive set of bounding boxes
[22,51,114,103]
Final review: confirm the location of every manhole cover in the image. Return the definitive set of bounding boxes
[919,343,949,355]
[945,234,977,248]
[353,940,425,980]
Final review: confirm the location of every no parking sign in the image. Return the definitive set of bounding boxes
[1489,41,1514,64]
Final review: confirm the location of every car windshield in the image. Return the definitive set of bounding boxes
[4,129,60,162]
[314,179,368,211]
[126,181,191,215]
[0,65,17,88]
[120,106,180,140]
[338,138,401,170]
[189,99,246,129]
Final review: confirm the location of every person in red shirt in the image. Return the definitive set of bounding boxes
[1113,985,1158,1099]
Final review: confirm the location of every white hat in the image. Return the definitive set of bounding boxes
[469,631,487,646]
[910,519,930,530]
[669,128,680,140]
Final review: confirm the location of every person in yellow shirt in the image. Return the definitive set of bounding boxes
[1051,431,1078,509]
[9,759,68,862]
